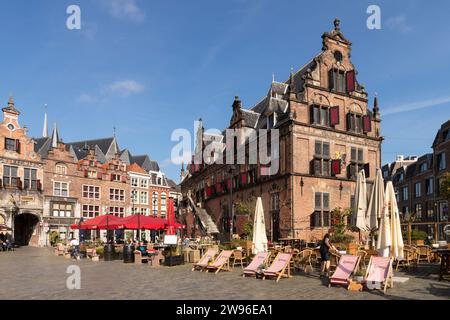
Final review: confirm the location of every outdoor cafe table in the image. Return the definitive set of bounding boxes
[433,249,450,281]
[278,238,304,249]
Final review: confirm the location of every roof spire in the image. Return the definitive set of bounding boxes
[272,72,275,82]
[373,92,380,119]
[42,104,48,138]
[51,123,60,148]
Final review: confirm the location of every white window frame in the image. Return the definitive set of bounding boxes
[53,181,69,197]
[82,185,100,199]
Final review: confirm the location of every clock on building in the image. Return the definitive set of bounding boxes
[7,124,14,130]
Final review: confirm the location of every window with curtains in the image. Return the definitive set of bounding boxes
[312,140,330,176]
[140,191,148,205]
[3,165,18,187]
[24,168,37,190]
[348,147,366,180]
[311,192,330,228]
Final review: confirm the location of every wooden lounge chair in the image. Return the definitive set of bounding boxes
[192,248,218,272]
[206,250,233,274]
[364,256,394,294]
[242,252,270,277]
[328,255,360,288]
[263,253,292,282]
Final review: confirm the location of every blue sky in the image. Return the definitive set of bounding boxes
[0,0,449,181]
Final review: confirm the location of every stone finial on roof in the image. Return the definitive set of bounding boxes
[373,93,380,119]
[232,96,242,110]
[334,18,341,31]
[2,94,20,115]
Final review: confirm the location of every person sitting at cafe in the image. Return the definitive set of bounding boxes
[138,241,148,256]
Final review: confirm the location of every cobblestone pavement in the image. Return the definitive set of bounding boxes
[0,247,449,300]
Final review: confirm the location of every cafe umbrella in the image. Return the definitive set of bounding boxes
[387,181,404,260]
[366,169,385,247]
[252,197,268,255]
[353,170,368,234]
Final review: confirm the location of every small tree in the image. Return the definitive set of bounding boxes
[330,207,354,243]
[440,172,450,201]
[240,220,253,240]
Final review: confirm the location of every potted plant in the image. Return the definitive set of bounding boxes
[354,269,365,283]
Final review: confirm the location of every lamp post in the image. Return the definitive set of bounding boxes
[133,189,140,241]
[228,165,236,242]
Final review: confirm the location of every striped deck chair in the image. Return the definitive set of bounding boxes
[364,256,394,294]
[207,250,233,274]
[328,255,360,288]
[263,253,292,282]
[242,252,270,278]
[191,248,218,272]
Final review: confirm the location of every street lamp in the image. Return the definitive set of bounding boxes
[228,165,236,242]
[132,188,140,241]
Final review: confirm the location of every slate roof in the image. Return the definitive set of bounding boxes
[68,137,115,155]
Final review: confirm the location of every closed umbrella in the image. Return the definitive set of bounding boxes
[252,197,268,255]
[354,170,368,232]
[387,181,404,260]
[377,199,391,258]
[366,169,384,232]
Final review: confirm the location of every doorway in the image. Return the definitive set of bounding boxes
[14,213,39,246]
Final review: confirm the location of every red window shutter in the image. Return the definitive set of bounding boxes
[331,159,341,175]
[240,173,248,185]
[346,70,355,92]
[329,106,340,126]
[15,140,21,153]
[84,169,88,178]
[363,115,372,133]
[206,186,212,197]
[97,172,102,180]
[121,175,126,183]
[110,174,114,181]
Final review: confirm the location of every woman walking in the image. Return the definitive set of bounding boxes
[320,231,337,277]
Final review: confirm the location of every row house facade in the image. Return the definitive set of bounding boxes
[180,20,382,242]
[0,97,172,247]
[383,120,450,240]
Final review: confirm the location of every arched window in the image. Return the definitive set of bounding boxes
[56,163,67,175]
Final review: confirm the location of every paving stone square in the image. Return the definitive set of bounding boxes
[0,247,449,300]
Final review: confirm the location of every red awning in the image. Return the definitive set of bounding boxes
[70,214,122,230]
[108,215,167,230]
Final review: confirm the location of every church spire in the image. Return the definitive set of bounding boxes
[373,93,380,120]
[42,105,48,138]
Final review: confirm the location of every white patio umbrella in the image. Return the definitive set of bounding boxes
[366,169,384,232]
[377,198,391,258]
[387,181,404,260]
[252,197,268,255]
[353,170,368,232]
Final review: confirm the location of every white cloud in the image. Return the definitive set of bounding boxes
[104,80,144,96]
[77,80,144,103]
[384,95,450,116]
[101,0,145,22]
[386,15,413,33]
